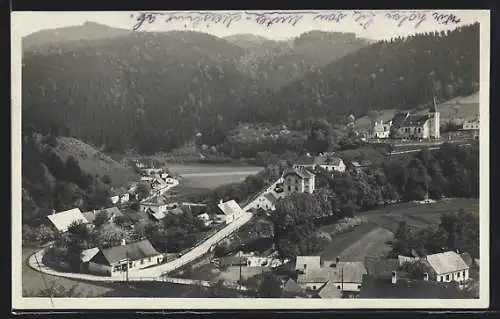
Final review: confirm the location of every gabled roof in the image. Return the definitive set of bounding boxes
[426,251,469,275]
[325,157,343,166]
[460,252,473,267]
[263,192,278,204]
[296,256,322,270]
[400,114,430,127]
[147,208,166,221]
[98,239,161,265]
[297,262,367,284]
[47,208,87,232]
[391,112,410,127]
[82,207,123,224]
[141,195,169,206]
[217,200,244,216]
[359,276,465,299]
[80,247,100,263]
[283,167,315,179]
[283,278,302,294]
[317,280,342,299]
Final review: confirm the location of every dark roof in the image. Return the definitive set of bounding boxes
[391,112,410,127]
[263,192,278,204]
[359,276,466,299]
[283,167,315,179]
[400,114,430,127]
[82,207,123,224]
[325,157,342,166]
[100,239,161,265]
[282,278,302,294]
[365,259,400,278]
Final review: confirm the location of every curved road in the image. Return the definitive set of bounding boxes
[28,211,254,282]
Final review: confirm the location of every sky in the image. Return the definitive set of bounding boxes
[12,10,487,41]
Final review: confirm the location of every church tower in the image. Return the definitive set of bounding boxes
[429,96,440,139]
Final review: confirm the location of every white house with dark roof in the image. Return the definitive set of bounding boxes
[47,208,88,233]
[295,256,367,294]
[216,199,244,224]
[283,168,315,196]
[81,239,164,276]
[426,251,470,283]
[293,155,345,173]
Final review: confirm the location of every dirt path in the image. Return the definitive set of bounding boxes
[337,227,394,261]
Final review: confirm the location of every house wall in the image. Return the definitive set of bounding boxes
[436,268,469,283]
[284,175,304,196]
[108,254,164,276]
[88,262,112,276]
[299,282,328,291]
[332,282,362,292]
[429,112,440,138]
[398,123,429,139]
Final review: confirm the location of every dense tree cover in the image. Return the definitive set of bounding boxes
[239,24,479,126]
[390,209,479,259]
[22,24,477,155]
[271,143,478,259]
[22,129,112,226]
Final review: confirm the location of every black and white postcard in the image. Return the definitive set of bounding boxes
[11,9,490,310]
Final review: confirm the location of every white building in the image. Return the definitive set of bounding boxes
[372,120,392,139]
[217,199,244,224]
[47,208,88,233]
[426,251,470,283]
[80,239,164,277]
[283,168,315,196]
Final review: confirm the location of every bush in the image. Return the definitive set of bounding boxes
[326,217,368,236]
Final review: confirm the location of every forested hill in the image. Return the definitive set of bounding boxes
[237,23,479,125]
[22,30,253,154]
[22,29,370,154]
[227,31,370,89]
[23,22,132,51]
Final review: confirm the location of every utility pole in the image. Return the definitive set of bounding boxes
[126,251,129,282]
[239,250,242,291]
[341,266,344,296]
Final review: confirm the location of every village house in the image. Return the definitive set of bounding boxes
[350,160,373,174]
[295,256,367,295]
[110,189,130,205]
[47,208,88,233]
[283,168,316,197]
[80,239,164,277]
[140,195,170,216]
[461,116,479,139]
[216,199,244,224]
[372,119,392,139]
[82,207,123,225]
[293,155,346,173]
[426,251,470,283]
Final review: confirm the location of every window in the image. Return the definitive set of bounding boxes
[129,262,133,268]
[446,274,450,281]
[295,186,299,191]
[312,286,316,290]
[141,259,144,265]
[148,257,151,262]
[113,265,121,272]
[457,272,461,278]
[288,186,292,191]
[463,271,466,277]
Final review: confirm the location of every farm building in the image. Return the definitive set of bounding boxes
[80,239,164,277]
[293,155,346,173]
[47,208,88,233]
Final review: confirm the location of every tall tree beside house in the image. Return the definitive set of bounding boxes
[92,210,111,228]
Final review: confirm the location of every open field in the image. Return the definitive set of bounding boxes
[320,198,479,261]
[167,164,264,190]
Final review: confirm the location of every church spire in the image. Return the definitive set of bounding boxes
[429,96,437,113]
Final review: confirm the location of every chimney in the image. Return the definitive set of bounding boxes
[391,271,397,284]
[423,272,429,281]
[219,199,223,205]
[336,256,340,264]
[121,239,126,246]
[93,209,96,215]
[52,209,56,215]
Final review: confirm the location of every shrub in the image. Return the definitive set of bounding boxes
[327,217,368,236]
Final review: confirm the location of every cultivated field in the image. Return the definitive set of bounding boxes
[320,198,479,261]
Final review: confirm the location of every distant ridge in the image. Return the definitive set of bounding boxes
[23,21,132,50]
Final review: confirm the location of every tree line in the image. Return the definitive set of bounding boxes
[270,142,479,260]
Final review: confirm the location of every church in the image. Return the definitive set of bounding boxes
[371,98,440,140]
